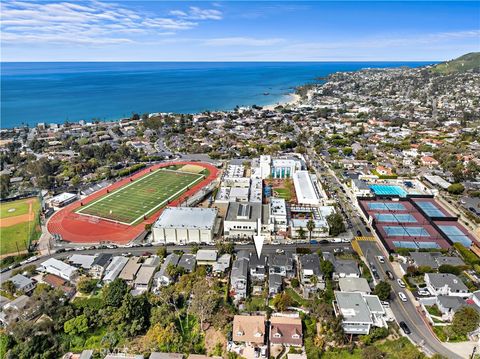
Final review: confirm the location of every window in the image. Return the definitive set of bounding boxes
[273,332,282,338]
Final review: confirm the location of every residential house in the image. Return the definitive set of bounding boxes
[149,354,184,359]
[42,274,76,298]
[269,316,303,346]
[338,277,371,294]
[212,254,231,276]
[232,315,266,345]
[119,257,142,285]
[333,292,387,335]
[196,250,218,266]
[332,259,360,281]
[178,254,197,273]
[249,254,268,282]
[435,296,466,321]
[425,273,469,297]
[68,254,96,270]
[230,258,249,302]
[153,253,180,289]
[421,156,439,168]
[298,254,325,298]
[351,179,372,197]
[269,254,294,278]
[89,253,113,279]
[133,265,157,294]
[39,258,78,282]
[0,295,33,326]
[103,256,129,284]
[9,274,36,294]
[268,274,283,297]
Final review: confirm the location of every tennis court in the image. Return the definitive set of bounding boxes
[383,226,430,237]
[76,168,204,225]
[367,202,406,211]
[415,201,446,217]
[438,225,472,247]
[374,213,417,223]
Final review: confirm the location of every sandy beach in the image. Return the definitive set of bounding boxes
[263,92,301,111]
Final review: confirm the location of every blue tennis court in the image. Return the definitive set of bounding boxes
[416,201,445,217]
[375,213,417,223]
[417,242,441,249]
[383,226,430,237]
[370,184,407,197]
[438,225,472,247]
[392,241,441,249]
[368,202,406,211]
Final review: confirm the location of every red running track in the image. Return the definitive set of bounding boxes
[47,162,219,244]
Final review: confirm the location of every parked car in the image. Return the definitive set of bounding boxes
[381,301,390,308]
[275,249,285,254]
[377,256,385,263]
[386,270,394,280]
[397,279,406,288]
[319,240,329,244]
[399,321,411,334]
[418,290,430,296]
[398,292,407,302]
[310,240,318,244]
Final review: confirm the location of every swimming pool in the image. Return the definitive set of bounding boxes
[369,184,407,197]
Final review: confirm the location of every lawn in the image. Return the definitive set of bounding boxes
[274,187,292,201]
[0,200,30,218]
[0,197,41,256]
[285,287,310,307]
[76,168,204,225]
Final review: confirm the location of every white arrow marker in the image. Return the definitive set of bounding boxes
[254,235,264,260]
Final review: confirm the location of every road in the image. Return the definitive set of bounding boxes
[358,240,462,358]
[0,242,351,282]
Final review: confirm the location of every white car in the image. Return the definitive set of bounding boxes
[398,292,408,302]
[381,301,390,308]
[418,290,430,296]
[377,256,385,263]
[275,249,285,254]
[397,279,406,288]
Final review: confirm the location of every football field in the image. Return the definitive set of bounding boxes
[76,168,204,225]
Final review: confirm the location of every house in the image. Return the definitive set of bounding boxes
[103,256,129,283]
[212,254,231,275]
[188,355,222,359]
[232,315,266,345]
[333,292,387,335]
[178,254,197,273]
[435,296,466,321]
[39,258,78,282]
[0,295,32,326]
[119,257,142,284]
[196,250,218,266]
[269,254,294,278]
[230,258,249,301]
[338,277,371,294]
[153,253,181,289]
[68,254,96,270]
[269,316,303,346]
[269,274,283,296]
[249,254,268,282]
[425,273,469,297]
[376,166,394,176]
[133,265,157,294]
[104,355,143,359]
[421,156,439,168]
[298,254,325,298]
[332,259,360,280]
[351,179,372,197]
[42,274,76,298]
[89,253,113,279]
[409,252,438,269]
[9,274,36,294]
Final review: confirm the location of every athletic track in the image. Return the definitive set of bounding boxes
[47,162,219,244]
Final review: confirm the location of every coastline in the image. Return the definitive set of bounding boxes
[263,92,301,111]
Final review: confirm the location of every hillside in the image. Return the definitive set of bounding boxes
[432,52,480,74]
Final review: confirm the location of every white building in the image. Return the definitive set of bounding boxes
[50,192,77,207]
[224,202,262,239]
[152,207,218,244]
[39,258,78,282]
[270,198,288,233]
[103,256,129,284]
[293,171,321,206]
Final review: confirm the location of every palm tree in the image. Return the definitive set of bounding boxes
[307,219,316,241]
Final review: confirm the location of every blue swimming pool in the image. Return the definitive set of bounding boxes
[369,184,407,197]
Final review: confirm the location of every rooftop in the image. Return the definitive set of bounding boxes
[154,207,217,230]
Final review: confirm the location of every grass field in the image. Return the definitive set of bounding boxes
[76,168,204,225]
[0,197,41,255]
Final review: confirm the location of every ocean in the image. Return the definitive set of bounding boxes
[1,62,433,128]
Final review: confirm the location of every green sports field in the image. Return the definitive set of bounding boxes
[76,168,204,225]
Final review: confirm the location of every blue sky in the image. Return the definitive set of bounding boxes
[1,1,479,61]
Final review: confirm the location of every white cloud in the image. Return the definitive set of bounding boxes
[0,0,222,45]
[204,37,284,47]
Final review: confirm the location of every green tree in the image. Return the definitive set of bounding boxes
[157,247,167,259]
[320,260,334,279]
[103,278,127,307]
[297,227,306,240]
[190,279,220,329]
[2,281,16,296]
[77,277,97,294]
[291,278,300,288]
[451,306,480,336]
[362,346,385,359]
[438,264,462,275]
[306,219,316,241]
[373,281,391,301]
[272,292,293,312]
[447,183,465,195]
[0,174,10,198]
[327,213,346,236]
[115,293,151,336]
[64,314,88,335]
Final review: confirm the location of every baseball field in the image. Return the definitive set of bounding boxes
[0,197,41,255]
